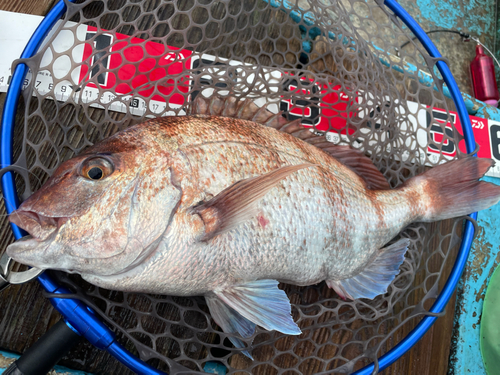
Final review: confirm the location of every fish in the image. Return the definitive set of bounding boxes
[6,95,500,355]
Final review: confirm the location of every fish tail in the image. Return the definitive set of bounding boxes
[406,157,500,222]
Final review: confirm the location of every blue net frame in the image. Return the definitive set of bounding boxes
[0,0,478,373]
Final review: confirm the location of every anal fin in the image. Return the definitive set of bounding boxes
[327,238,410,300]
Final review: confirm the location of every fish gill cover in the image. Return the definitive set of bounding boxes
[0,0,471,373]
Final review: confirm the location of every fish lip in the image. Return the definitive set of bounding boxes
[7,235,39,252]
[6,234,53,269]
[8,209,70,241]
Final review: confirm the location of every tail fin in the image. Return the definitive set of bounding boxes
[407,157,500,222]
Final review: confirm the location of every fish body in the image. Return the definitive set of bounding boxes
[7,96,500,350]
[81,116,406,291]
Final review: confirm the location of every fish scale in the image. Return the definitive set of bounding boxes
[7,96,500,356]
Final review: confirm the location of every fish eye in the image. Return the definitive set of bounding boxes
[81,157,114,181]
[87,167,103,180]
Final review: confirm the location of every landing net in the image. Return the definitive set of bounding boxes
[0,0,471,373]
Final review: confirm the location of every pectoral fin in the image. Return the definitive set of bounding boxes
[327,238,410,300]
[190,164,315,241]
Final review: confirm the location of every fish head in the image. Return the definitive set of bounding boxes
[7,129,183,276]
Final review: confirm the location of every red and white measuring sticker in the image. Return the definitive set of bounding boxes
[1,10,499,178]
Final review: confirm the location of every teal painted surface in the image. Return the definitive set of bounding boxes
[0,350,92,374]
[52,364,92,375]
[203,361,227,375]
[449,176,500,374]
[415,0,494,35]
[475,101,500,121]
[0,351,17,360]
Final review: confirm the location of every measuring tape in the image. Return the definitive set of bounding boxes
[2,10,500,178]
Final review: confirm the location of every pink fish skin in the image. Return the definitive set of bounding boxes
[7,96,500,353]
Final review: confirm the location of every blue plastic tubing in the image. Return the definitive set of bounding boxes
[0,0,477,374]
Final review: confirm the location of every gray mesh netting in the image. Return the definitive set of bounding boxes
[0,0,472,373]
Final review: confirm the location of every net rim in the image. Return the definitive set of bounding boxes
[0,0,477,373]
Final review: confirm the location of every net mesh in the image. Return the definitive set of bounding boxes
[0,0,472,373]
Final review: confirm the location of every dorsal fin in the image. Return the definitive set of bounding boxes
[188,95,390,190]
[323,146,391,190]
[188,95,290,128]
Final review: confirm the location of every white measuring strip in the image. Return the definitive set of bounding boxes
[0,10,282,116]
[0,11,182,117]
[0,11,42,92]
[2,10,500,178]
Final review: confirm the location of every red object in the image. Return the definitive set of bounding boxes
[470,44,499,107]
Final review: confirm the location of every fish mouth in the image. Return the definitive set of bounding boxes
[9,209,70,241]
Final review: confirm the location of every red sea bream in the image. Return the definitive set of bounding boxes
[7,95,500,353]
